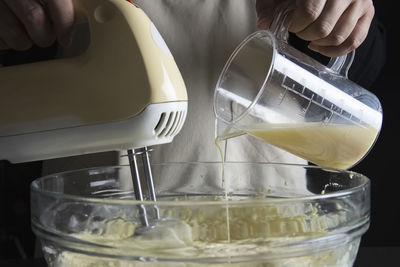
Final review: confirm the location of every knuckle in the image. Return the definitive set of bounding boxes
[330,33,346,46]
[22,5,45,25]
[369,5,375,16]
[364,0,375,10]
[315,21,333,38]
[302,2,321,21]
[347,36,363,51]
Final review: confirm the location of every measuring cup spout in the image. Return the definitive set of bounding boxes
[215,119,245,141]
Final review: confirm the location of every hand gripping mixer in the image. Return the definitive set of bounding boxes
[0,0,188,227]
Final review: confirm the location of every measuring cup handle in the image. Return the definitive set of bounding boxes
[270,0,356,78]
[269,0,293,42]
[326,50,355,78]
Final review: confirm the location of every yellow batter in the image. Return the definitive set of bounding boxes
[246,122,378,169]
[56,196,358,266]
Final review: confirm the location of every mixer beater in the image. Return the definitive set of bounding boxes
[127,147,160,227]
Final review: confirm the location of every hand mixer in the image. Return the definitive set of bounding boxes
[0,0,188,226]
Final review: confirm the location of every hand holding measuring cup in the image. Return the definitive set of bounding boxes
[214,1,382,170]
[255,0,375,57]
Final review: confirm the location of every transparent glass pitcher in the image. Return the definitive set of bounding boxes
[214,4,382,169]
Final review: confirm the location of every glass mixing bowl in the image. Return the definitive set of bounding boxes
[31,162,370,266]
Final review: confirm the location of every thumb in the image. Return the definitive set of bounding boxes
[256,0,277,29]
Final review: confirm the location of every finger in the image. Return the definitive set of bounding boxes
[46,0,75,47]
[3,0,55,47]
[0,1,33,50]
[295,0,352,41]
[310,2,361,46]
[308,8,373,57]
[288,0,327,33]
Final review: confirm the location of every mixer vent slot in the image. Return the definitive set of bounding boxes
[154,111,186,138]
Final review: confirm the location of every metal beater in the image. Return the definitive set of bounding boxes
[127,147,160,227]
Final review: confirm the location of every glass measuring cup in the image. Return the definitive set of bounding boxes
[214,3,382,169]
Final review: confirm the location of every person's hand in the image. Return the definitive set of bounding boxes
[0,0,74,50]
[256,0,375,57]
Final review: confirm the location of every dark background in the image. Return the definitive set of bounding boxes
[0,0,398,263]
[351,1,399,247]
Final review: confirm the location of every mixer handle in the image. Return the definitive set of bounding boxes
[269,0,354,78]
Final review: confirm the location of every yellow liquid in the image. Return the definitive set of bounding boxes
[246,123,378,169]
[215,137,231,243]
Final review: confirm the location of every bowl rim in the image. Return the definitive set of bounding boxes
[30,161,370,206]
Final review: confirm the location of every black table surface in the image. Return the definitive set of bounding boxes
[1,247,398,266]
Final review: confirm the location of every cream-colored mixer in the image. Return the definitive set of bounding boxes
[0,0,188,226]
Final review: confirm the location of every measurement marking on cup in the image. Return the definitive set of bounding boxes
[280,71,370,125]
[279,76,290,105]
[303,94,313,114]
[281,80,366,125]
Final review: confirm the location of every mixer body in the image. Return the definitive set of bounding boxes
[0,0,188,163]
